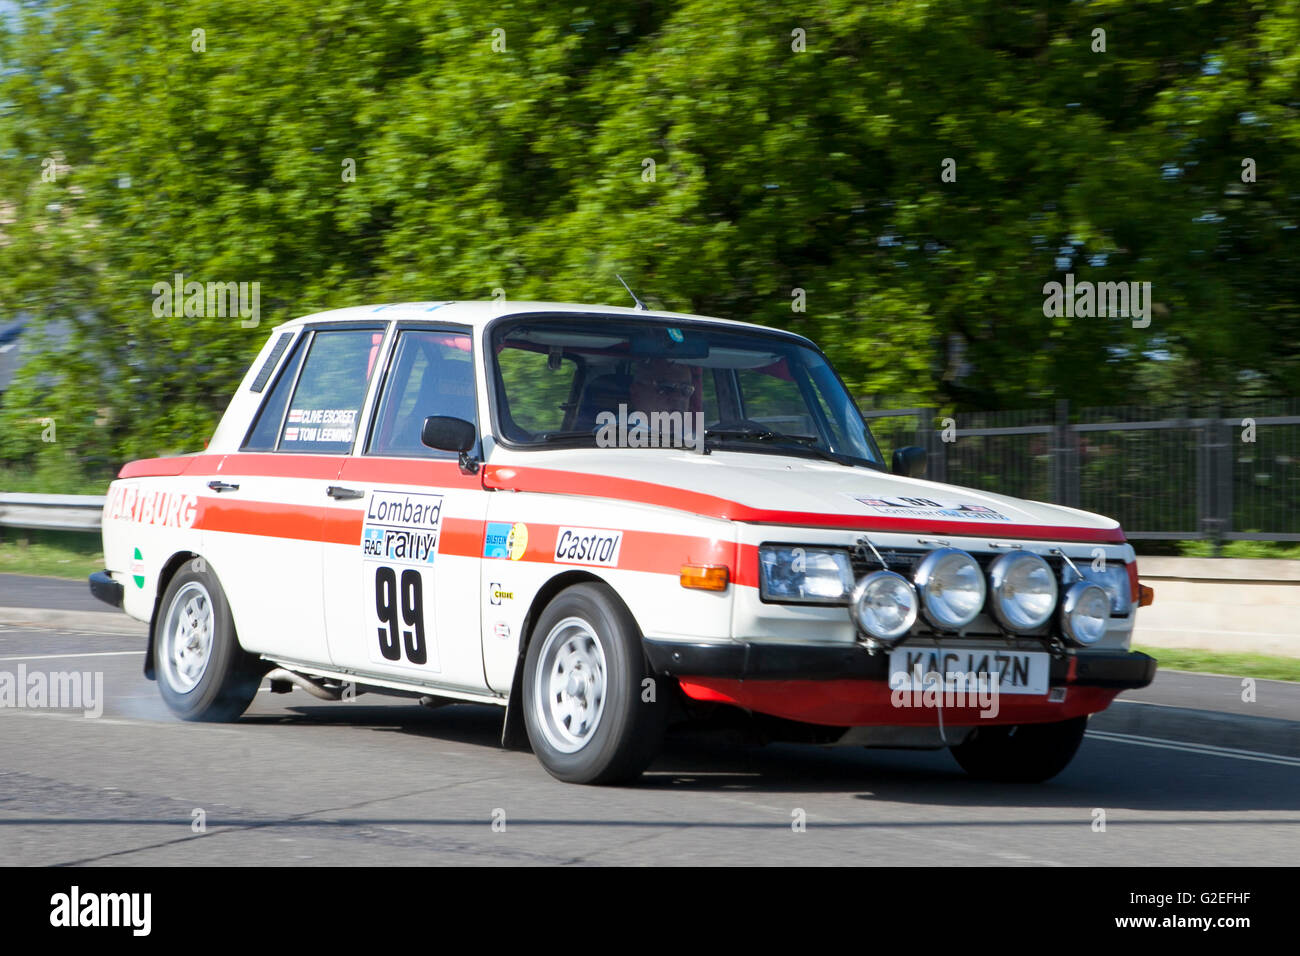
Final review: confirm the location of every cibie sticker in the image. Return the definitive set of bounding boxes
[849,494,1010,522]
[554,527,624,567]
[484,522,528,560]
[361,490,443,565]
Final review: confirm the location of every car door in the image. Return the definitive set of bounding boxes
[201,323,385,666]
[322,324,490,692]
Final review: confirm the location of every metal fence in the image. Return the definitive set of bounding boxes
[863,400,1300,543]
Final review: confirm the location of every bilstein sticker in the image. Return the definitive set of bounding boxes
[554,527,623,567]
[484,522,528,560]
[484,523,510,558]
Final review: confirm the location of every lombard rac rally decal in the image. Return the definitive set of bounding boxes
[484,522,528,560]
[362,490,442,672]
[848,494,1010,522]
[362,490,443,564]
[554,527,624,567]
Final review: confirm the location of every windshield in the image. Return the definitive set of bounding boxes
[489,316,884,467]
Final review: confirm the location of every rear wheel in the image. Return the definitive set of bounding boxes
[155,559,263,721]
[949,716,1088,783]
[522,582,666,784]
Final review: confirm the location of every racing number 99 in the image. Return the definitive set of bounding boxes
[374,566,427,665]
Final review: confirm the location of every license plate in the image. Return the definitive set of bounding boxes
[888,646,1050,696]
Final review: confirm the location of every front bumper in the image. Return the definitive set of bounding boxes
[644,639,1157,727]
[644,639,1156,688]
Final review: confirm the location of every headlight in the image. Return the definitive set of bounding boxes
[1061,582,1110,645]
[850,571,918,644]
[758,546,855,603]
[913,548,986,630]
[988,551,1058,632]
[1064,562,1132,614]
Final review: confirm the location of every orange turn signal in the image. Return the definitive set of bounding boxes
[1139,584,1155,607]
[680,564,729,591]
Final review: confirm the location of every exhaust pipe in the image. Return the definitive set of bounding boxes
[265,668,346,701]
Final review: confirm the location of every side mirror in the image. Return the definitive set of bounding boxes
[891,445,927,478]
[422,416,479,473]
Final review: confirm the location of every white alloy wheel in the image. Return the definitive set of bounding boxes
[532,616,608,753]
[161,581,215,693]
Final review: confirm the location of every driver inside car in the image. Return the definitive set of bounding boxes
[628,358,695,416]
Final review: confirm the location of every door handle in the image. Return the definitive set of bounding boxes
[207,480,240,493]
[326,485,364,500]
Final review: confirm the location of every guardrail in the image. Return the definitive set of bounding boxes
[0,493,104,531]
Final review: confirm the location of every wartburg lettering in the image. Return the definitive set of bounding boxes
[554,527,623,567]
[105,485,197,529]
[92,301,1155,786]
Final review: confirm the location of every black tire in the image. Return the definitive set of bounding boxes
[154,558,263,722]
[522,582,666,784]
[949,716,1088,783]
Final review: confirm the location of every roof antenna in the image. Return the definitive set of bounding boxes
[616,274,647,311]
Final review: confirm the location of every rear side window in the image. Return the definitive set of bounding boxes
[243,336,308,451]
[244,327,383,453]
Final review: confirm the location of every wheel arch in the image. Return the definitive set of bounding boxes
[143,549,204,680]
[500,569,643,749]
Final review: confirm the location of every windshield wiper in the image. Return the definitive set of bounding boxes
[704,428,868,467]
[535,430,598,442]
[704,427,814,443]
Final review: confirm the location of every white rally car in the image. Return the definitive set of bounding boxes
[90,301,1155,784]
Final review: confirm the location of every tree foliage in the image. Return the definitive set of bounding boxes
[0,0,1296,476]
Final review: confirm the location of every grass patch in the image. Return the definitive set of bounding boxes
[1134,644,1300,683]
[0,529,103,580]
[1133,539,1300,559]
[1175,539,1300,560]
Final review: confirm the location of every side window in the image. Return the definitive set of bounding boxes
[368,330,476,457]
[278,328,382,453]
[243,334,307,451]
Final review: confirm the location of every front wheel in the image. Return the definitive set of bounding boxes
[522,582,666,784]
[949,716,1088,783]
[154,558,264,721]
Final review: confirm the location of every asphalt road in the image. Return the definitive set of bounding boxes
[1,608,1297,866]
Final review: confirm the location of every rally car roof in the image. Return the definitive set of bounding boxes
[273,300,807,341]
